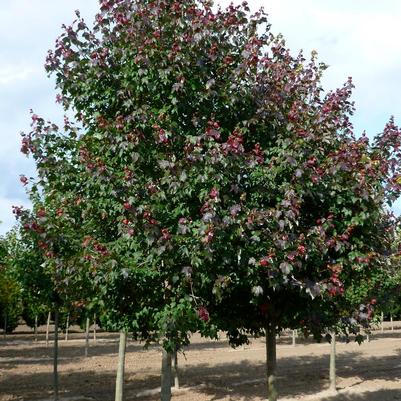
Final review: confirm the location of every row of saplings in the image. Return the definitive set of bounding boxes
[2,304,396,401]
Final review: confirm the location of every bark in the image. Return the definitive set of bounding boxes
[115,330,127,401]
[65,314,69,341]
[381,312,384,333]
[53,310,59,401]
[391,315,394,331]
[265,319,278,401]
[85,317,90,357]
[46,311,51,347]
[34,315,38,342]
[329,331,336,392]
[161,348,172,401]
[173,350,179,389]
[292,330,296,346]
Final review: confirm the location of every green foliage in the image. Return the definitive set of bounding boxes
[0,237,23,333]
[3,227,54,327]
[18,0,401,349]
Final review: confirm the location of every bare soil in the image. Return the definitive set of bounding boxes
[1,323,401,401]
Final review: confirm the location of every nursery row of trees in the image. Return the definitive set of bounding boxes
[0,229,97,338]
[2,1,401,400]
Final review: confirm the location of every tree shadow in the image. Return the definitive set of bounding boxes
[2,341,401,400]
[0,329,120,344]
[0,339,158,370]
[174,347,401,400]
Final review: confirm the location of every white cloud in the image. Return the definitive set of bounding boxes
[0,66,38,86]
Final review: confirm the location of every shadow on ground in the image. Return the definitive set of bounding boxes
[2,344,401,401]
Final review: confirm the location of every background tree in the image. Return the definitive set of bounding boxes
[4,227,52,337]
[0,236,23,334]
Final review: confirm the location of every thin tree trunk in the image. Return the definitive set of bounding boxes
[65,314,69,341]
[265,319,278,401]
[115,330,127,401]
[173,350,179,389]
[46,311,51,347]
[391,315,394,331]
[381,312,384,333]
[161,348,172,401]
[292,330,296,346]
[329,331,336,392]
[85,317,90,357]
[3,313,7,339]
[34,315,38,342]
[93,313,97,344]
[53,310,59,401]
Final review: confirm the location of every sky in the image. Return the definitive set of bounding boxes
[1,0,401,235]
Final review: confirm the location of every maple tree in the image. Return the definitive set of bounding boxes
[18,1,401,400]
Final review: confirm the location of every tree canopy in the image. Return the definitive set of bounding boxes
[16,1,401,400]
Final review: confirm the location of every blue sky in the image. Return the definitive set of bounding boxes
[1,0,401,235]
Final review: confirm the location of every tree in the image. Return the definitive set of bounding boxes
[21,1,401,400]
[13,198,95,401]
[368,225,401,331]
[0,237,23,334]
[4,227,52,336]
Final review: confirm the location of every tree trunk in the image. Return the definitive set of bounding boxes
[93,313,97,344]
[391,315,394,331]
[329,331,336,392]
[173,350,179,389]
[381,312,384,333]
[65,314,69,341]
[115,330,127,401]
[3,312,7,339]
[85,317,90,357]
[161,348,172,401]
[292,330,296,346]
[34,315,38,342]
[265,319,278,401]
[46,312,51,347]
[53,310,59,401]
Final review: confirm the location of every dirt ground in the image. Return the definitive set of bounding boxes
[1,323,401,401]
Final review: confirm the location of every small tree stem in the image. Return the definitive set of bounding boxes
[161,348,172,401]
[46,311,51,347]
[65,314,69,341]
[329,331,336,392]
[53,310,59,401]
[173,349,179,389]
[93,313,97,344]
[266,319,278,401]
[3,313,7,340]
[85,317,90,357]
[115,330,127,401]
[34,315,38,342]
